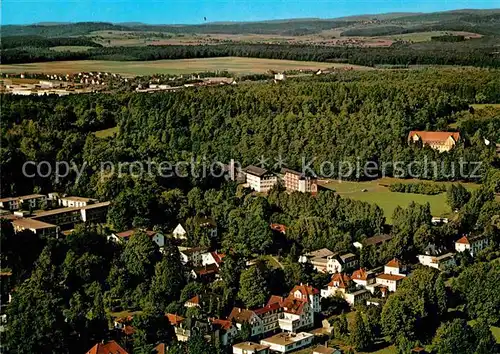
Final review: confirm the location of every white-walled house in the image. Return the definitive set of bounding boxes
[299,249,358,274]
[202,251,226,268]
[178,246,209,266]
[384,258,407,275]
[228,308,264,338]
[417,246,456,270]
[455,234,489,256]
[172,223,187,240]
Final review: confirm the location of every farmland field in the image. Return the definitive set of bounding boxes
[50,46,95,52]
[320,177,480,223]
[0,57,369,77]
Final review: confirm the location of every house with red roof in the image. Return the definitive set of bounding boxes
[210,318,238,345]
[351,268,376,288]
[408,131,461,152]
[86,341,129,354]
[455,234,489,256]
[201,251,226,268]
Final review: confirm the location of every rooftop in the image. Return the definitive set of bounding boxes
[408,131,460,143]
[233,342,270,351]
[60,196,97,202]
[305,248,334,258]
[244,165,268,177]
[363,234,394,246]
[261,332,314,346]
[376,273,406,282]
[12,218,57,230]
[86,341,129,354]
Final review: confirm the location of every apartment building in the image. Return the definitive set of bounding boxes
[281,168,318,194]
[243,166,278,193]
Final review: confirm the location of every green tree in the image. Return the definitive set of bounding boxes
[350,311,374,351]
[447,184,471,211]
[238,266,269,308]
[431,319,477,354]
[121,231,161,280]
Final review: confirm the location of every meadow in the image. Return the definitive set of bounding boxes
[320,177,480,223]
[0,57,366,77]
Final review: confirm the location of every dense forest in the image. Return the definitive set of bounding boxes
[1,35,102,49]
[2,40,500,67]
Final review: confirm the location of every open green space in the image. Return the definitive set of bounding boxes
[50,46,95,52]
[94,126,118,138]
[0,57,369,77]
[320,177,480,223]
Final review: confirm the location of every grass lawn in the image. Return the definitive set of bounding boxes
[94,126,118,138]
[0,57,371,77]
[320,177,480,223]
[50,46,95,52]
[471,103,500,110]
[380,31,481,42]
[108,309,142,319]
[491,326,500,343]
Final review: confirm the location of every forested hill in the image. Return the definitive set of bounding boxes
[2,9,500,37]
[1,69,498,196]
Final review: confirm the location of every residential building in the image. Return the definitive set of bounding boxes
[173,223,187,240]
[178,246,209,266]
[108,229,165,247]
[243,166,278,193]
[375,273,405,292]
[281,168,318,194]
[233,342,270,354]
[254,300,283,333]
[274,73,286,81]
[11,218,59,237]
[228,308,264,338]
[321,273,351,298]
[353,234,393,249]
[407,131,461,152]
[344,289,371,306]
[384,258,407,276]
[351,268,376,288]
[260,332,314,353]
[59,196,97,208]
[326,253,358,273]
[0,194,47,211]
[202,251,225,267]
[30,207,82,227]
[166,313,185,327]
[417,246,456,270]
[288,284,321,313]
[210,318,238,346]
[455,234,490,256]
[184,295,201,308]
[190,263,220,280]
[298,248,334,273]
[279,299,313,332]
[86,341,129,354]
[80,201,110,223]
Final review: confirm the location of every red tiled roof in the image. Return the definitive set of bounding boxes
[456,235,470,245]
[154,343,167,354]
[281,298,306,315]
[86,341,129,354]
[270,223,287,233]
[123,325,135,336]
[254,301,282,315]
[186,295,200,305]
[228,308,256,323]
[408,131,460,144]
[211,252,225,265]
[267,295,284,306]
[385,258,401,268]
[328,273,351,288]
[352,268,371,281]
[210,318,233,330]
[376,273,405,282]
[166,313,185,326]
[193,263,219,276]
[115,229,156,238]
[290,284,319,298]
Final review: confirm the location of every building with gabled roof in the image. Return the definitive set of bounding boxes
[408,131,460,152]
[281,167,318,194]
[86,340,129,354]
[455,234,489,256]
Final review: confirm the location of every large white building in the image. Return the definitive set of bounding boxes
[260,332,314,353]
[243,166,278,193]
[455,234,489,256]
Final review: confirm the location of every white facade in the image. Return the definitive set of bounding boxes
[245,173,278,193]
[417,253,456,270]
[233,342,270,354]
[455,236,489,257]
[260,332,313,353]
[173,224,187,239]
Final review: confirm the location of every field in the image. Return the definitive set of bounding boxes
[471,103,500,110]
[379,31,481,42]
[0,57,369,77]
[94,126,118,138]
[320,177,480,223]
[50,46,95,52]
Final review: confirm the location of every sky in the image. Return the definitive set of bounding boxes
[2,0,499,25]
